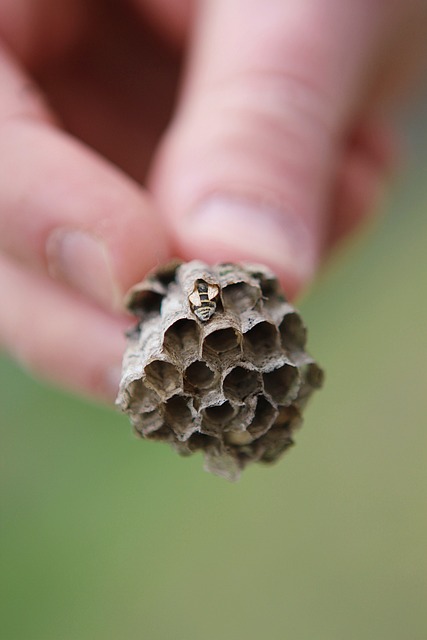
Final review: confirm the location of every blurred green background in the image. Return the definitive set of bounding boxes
[1,99,427,640]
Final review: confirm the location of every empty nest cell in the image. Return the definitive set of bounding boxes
[154,259,181,287]
[203,401,236,425]
[125,379,159,413]
[132,408,164,437]
[163,318,200,355]
[295,363,325,407]
[262,363,300,405]
[184,360,216,390]
[243,321,278,361]
[257,428,294,463]
[221,282,260,314]
[246,395,277,438]
[144,359,182,398]
[248,269,280,298]
[203,327,241,354]
[181,432,220,454]
[279,312,307,350]
[304,362,324,389]
[223,366,261,402]
[164,396,194,439]
[126,281,165,317]
[274,405,301,429]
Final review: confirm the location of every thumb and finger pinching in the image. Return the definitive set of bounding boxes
[150,0,400,298]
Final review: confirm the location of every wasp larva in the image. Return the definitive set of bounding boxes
[188,279,220,322]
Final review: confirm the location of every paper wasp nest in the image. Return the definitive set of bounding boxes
[117,261,323,480]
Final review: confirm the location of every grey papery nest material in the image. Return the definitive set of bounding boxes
[116,261,324,480]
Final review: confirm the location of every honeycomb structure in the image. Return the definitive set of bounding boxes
[117,261,324,480]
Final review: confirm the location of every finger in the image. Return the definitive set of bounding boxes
[0,0,86,68]
[0,254,127,402]
[328,119,399,249]
[0,45,170,311]
[131,0,194,46]
[150,0,402,298]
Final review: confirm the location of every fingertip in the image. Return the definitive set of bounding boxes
[173,195,319,300]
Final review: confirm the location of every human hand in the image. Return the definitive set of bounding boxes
[0,0,425,401]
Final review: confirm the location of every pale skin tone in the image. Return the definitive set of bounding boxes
[0,0,425,401]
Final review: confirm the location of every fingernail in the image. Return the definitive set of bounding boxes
[47,229,122,310]
[187,196,318,291]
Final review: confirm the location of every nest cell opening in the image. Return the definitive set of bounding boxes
[133,409,164,436]
[185,360,215,389]
[155,260,181,286]
[186,432,220,452]
[247,395,277,437]
[243,321,278,359]
[128,290,163,317]
[273,405,301,429]
[163,318,200,354]
[263,364,300,405]
[164,396,193,438]
[144,359,182,397]
[203,327,240,353]
[223,366,260,402]
[305,363,324,389]
[221,282,260,314]
[279,313,307,350]
[126,379,159,412]
[248,270,280,299]
[203,401,235,425]
[143,423,172,441]
[258,432,294,463]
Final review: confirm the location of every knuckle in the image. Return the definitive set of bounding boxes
[173,66,337,194]
[218,66,336,150]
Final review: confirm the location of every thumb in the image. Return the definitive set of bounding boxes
[150,0,397,298]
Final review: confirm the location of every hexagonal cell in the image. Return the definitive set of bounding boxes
[243,321,279,362]
[164,396,194,440]
[185,432,221,453]
[247,395,277,438]
[223,366,261,402]
[201,401,237,435]
[294,362,324,407]
[273,405,301,429]
[131,408,164,437]
[247,267,280,299]
[163,318,200,356]
[279,312,307,351]
[126,288,164,318]
[221,282,260,314]
[154,259,182,287]
[258,429,294,464]
[304,362,324,389]
[144,424,173,442]
[220,394,257,433]
[263,363,300,405]
[184,360,216,390]
[125,379,159,413]
[144,359,182,398]
[203,327,241,354]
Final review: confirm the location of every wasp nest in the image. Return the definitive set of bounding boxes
[116,261,323,480]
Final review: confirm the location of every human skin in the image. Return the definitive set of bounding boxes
[0,0,425,401]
